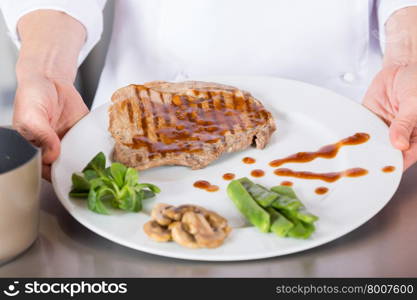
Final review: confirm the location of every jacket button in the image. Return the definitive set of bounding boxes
[342,72,356,83]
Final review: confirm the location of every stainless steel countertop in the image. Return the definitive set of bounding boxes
[1,165,417,277]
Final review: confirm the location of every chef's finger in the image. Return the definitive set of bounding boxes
[13,112,61,165]
[42,164,51,181]
[362,71,395,124]
[402,129,417,170]
[403,144,417,170]
[389,99,417,150]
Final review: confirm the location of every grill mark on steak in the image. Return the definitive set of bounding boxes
[194,91,206,125]
[247,94,263,127]
[148,89,164,159]
[182,95,195,152]
[222,92,235,134]
[141,88,158,143]
[131,86,159,158]
[161,92,182,151]
[135,86,148,140]
[206,91,223,144]
[126,101,134,123]
[259,107,272,127]
[183,95,197,124]
[156,92,170,150]
[198,92,212,144]
[211,91,232,135]
[173,95,185,121]
[195,93,212,147]
[163,94,171,124]
[233,92,251,130]
[222,91,242,135]
[162,93,175,125]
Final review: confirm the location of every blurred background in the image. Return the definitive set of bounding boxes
[0,0,114,126]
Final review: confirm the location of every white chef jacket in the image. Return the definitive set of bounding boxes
[1,0,417,109]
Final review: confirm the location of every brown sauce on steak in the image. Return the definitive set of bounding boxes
[127,86,272,158]
[269,133,370,167]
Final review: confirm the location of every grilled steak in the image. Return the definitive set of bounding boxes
[109,81,276,170]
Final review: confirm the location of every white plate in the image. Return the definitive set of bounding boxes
[52,76,403,261]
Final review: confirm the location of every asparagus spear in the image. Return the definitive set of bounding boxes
[267,208,294,237]
[271,185,298,198]
[227,180,270,233]
[271,195,303,212]
[295,208,319,224]
[238,177,278,207]
[288,218,315,239]
[271,185,318,224]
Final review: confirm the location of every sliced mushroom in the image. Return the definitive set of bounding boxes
[182,211,228,248]
[223,225,233,236]
[164,204,208,221]
[143,220,171,242]
[205,210,229,232]
[170,221,200,248]
[151,203,174,226]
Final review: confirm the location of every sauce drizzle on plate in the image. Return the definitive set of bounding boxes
[243,157,256,164]
[251,169,265,178]
[222,173,235,181]
[315,187,329,195]
[382,166,395,173]
[269,132,370,167]
[280,181,293,187]
[193,180,219,192]
[274,167,368,183]
[205,185,220,192]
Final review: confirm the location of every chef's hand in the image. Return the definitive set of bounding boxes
[363,64,417,170]
[363,7,417,170]
[13,75,88,180]
[13,10,87,180]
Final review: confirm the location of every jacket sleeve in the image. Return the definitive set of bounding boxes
[0,0,107,64]
[377,0,417,51]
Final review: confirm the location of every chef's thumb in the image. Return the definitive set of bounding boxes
[389,102,417,151]
[39,126,61,165]
[14,115,61,165]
